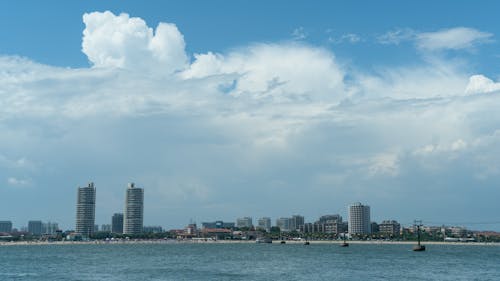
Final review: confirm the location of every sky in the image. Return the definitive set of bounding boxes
[1,1,500,231]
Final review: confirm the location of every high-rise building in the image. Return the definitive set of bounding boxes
[348,202,371,235]
[42,222,59,235]
[101,224,112,233]
[28,220,43,235]
[76,182,96,237]
[276,217,292,232]
[123,183,144,235]
[0,221,13,233]
[291,215,305,231]
[112,213,124,234]
[257,217,271,232]
[236,217,253,228]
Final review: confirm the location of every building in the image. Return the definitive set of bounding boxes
[76,182,96,237]
[371,222,380,234]
[318,214,342,224]
[450,226,468,238]
[276,217,292,232]
[379,220,400,236]
[42,222,59,235]
[348,202,371,235]
[290,215,305,232]
[112,213,124,234]
[0,221,13,233]
[101,224,112,233]
[236,217,253,228]
[257,217,271,232]
[123,183,144,235]
[143,226,163,233]
[185,223,197,235]
[28,220,43,235]
[201,221,235,229]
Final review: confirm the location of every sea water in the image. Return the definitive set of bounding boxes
[1,243,499,280]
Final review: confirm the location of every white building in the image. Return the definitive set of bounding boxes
[257,217,271,232]
[76,182,96,237]
[101,224,112,233]
[124,183,144,235]
[348,202,371,235]
[276,217,292,232]
[236,217,253,228]
[291,215,305,232]
[0,221,13,233]
[42,222,59,235]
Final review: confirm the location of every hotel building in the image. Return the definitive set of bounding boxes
[348,202,371,235]
[75,182,96,237]
[123,183,144,235]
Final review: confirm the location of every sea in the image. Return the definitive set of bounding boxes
[1,242,499,280]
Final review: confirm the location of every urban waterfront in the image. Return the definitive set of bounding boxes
[1,243,499,281]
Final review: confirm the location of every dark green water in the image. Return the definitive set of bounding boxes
[1,243,499,280]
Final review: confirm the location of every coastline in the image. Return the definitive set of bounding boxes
[1,239,499,247]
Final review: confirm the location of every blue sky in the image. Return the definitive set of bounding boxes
[1,1,500,231]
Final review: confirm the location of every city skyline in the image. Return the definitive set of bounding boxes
[1,1,500,231]
[0,196,492,234]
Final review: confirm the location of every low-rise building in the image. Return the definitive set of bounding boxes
[379,220,400,236]
[143,226,163,233]
[201,221,235,229]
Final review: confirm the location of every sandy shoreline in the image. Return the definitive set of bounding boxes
[1,239,499,247]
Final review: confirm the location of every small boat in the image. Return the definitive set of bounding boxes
[340,232,349,247]
[256,237,272,244]
[413,220,426,252]
[280,240,286,244]
[304,240,310,245]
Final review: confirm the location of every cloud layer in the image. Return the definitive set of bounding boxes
[1,11,500,230]
[378,27,493,51]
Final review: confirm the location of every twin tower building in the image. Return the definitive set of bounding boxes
[76,182,144,237]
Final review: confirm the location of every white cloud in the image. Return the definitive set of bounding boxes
[377,28,416,45]
[368,152,400,177]
[413,139,468,156]
[182,43,345,102]
[329,33,361,44]
[465,74,500,94]
[352,60,469,99]
[377,27,493,52]
[82,11,188,73]
[292,27,307,40]
[7,177,31,186]
[416,27,492,51]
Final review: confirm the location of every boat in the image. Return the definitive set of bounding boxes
[413,220,426,252]
[255,237,272,244]
[340,232,349,247]
[304,240,310,245]
[280,240,286,244]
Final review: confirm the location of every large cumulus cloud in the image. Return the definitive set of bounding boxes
[82,11,188,73]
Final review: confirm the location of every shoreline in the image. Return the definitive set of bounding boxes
[1,239,499,247]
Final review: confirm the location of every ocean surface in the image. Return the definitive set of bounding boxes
[1,242,499,280]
